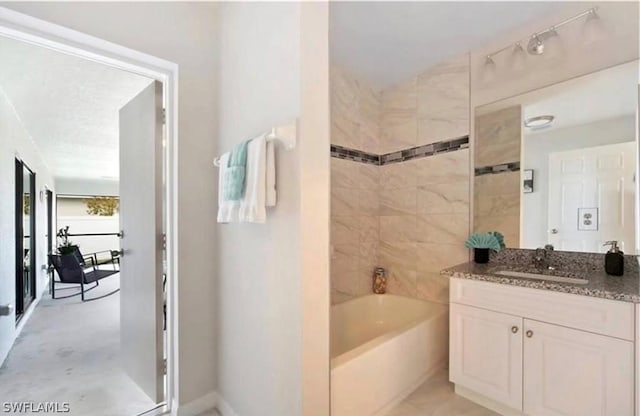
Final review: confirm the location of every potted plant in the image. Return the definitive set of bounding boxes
[465,231,505,264]
[56,226,78,255]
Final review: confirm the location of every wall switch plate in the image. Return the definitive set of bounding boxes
[578,208,598,231]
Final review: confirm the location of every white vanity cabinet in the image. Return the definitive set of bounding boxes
[449,277,636,416]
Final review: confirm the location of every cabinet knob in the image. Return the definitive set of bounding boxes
[511,326,519,334]
[526,330,533,338]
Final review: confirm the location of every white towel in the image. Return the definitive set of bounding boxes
[217,135,277,223]
[265,140,276,207]
[217,152,240,223]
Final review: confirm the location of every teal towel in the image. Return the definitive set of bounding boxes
[223,140,250,201]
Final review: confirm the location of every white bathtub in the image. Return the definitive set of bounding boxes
[331,294,448,416]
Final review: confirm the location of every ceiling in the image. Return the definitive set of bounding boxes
[0,36,153,182]
[330,2,571,90]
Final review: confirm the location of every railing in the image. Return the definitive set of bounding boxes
[66,232,121,237]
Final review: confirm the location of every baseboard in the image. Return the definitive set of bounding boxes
[215,393,239,416]
[173,391,217,416]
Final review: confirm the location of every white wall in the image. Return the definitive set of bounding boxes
[55,177,118,196]
[216,3,306,415]
[0,2,219,406]
[522,115,636,248]
[215,3,331,415]
[0,87,55,366]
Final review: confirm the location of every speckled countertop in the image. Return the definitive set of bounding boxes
[440,249,640,303]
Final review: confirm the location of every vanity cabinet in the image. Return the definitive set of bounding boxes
[449,278,635,416]
[450,303,523,410]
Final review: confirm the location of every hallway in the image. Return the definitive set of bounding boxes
[0,275,156,416]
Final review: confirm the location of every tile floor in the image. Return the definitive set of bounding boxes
[386,369,498,416]
[0,274,158,416]
[200,369,496,416]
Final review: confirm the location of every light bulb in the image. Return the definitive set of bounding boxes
[583,9,606,45]
[508,43,527,72]
[542,29,564,61]
[482,55,496,83]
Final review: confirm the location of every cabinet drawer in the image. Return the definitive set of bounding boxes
[450,278,634,341]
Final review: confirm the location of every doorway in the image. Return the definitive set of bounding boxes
[0,12,177,416]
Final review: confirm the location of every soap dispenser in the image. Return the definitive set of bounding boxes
[603,241,624,276]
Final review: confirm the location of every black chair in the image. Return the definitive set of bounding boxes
[49,251,120,302]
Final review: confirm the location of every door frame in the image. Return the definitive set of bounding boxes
[0,7,179,415]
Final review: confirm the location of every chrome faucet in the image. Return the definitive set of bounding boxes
[533,244,554,270]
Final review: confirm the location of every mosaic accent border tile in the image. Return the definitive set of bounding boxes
[331,135,469,166]
[474,161,520,177]
[330,145,380,165]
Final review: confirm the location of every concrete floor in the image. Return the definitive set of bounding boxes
[0,274,157,416]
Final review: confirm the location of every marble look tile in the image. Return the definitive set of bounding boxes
[417,272,450,304]
[380,215,417,243]
[475,192,520,217]
[331,157,359,188]
[381,77,418,154]
[417,213,469,244]
[417,181,469,214]
[331,216,359,245]
[331,289,355,305]
[418,114,469,146]
[417,55,470,145]
[379,160,417,189]
[386,268,417,298]
[330,65,359,119]
[382,76,417,112]
[416,243,470,272]
[357,163,380,190]
[331,243,359,274]
[379,241,417,266]
[381,113,418,154]
[359,241,379,265]
[331,113,360,149]
[359,215,379,243]
[474,214,520,247]
[475,105,521,167]
[416,149,469,186]
[474,170,520,196]
[358,189,380,216]
[331,187,359,216]
[379,188,417,216]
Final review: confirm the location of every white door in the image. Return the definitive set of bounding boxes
[548,142,635,253]
[450,303,523,410]
[119,81,164,403]
[523,319,634,416]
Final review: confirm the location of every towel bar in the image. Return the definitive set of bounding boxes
[213,120,297,167]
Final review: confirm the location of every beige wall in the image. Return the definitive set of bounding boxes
[1,2,219,406]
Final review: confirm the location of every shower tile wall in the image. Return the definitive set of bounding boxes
[474,105,522,247]
[331,66,382,303]
[330,54,471,304]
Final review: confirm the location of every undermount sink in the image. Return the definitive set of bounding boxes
[495,270,589,285]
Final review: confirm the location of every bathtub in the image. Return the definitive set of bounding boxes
[331,294,448,416]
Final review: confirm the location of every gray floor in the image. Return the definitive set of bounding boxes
[0,273,157,416]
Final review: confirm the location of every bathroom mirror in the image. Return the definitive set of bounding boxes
[473,60,639,254]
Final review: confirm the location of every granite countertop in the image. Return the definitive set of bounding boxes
[441,256,640,303]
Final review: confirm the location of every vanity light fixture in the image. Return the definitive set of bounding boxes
[524,115,555,129]
[482,7,599,71]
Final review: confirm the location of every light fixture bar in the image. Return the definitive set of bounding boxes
[486,7,598,59]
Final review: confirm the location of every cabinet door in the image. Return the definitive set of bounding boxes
[523,319,634,416]
[450,303,523,410]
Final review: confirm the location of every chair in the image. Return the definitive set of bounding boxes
[49,250,120,302]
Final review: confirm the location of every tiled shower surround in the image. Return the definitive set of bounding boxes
[330,54,471,304]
